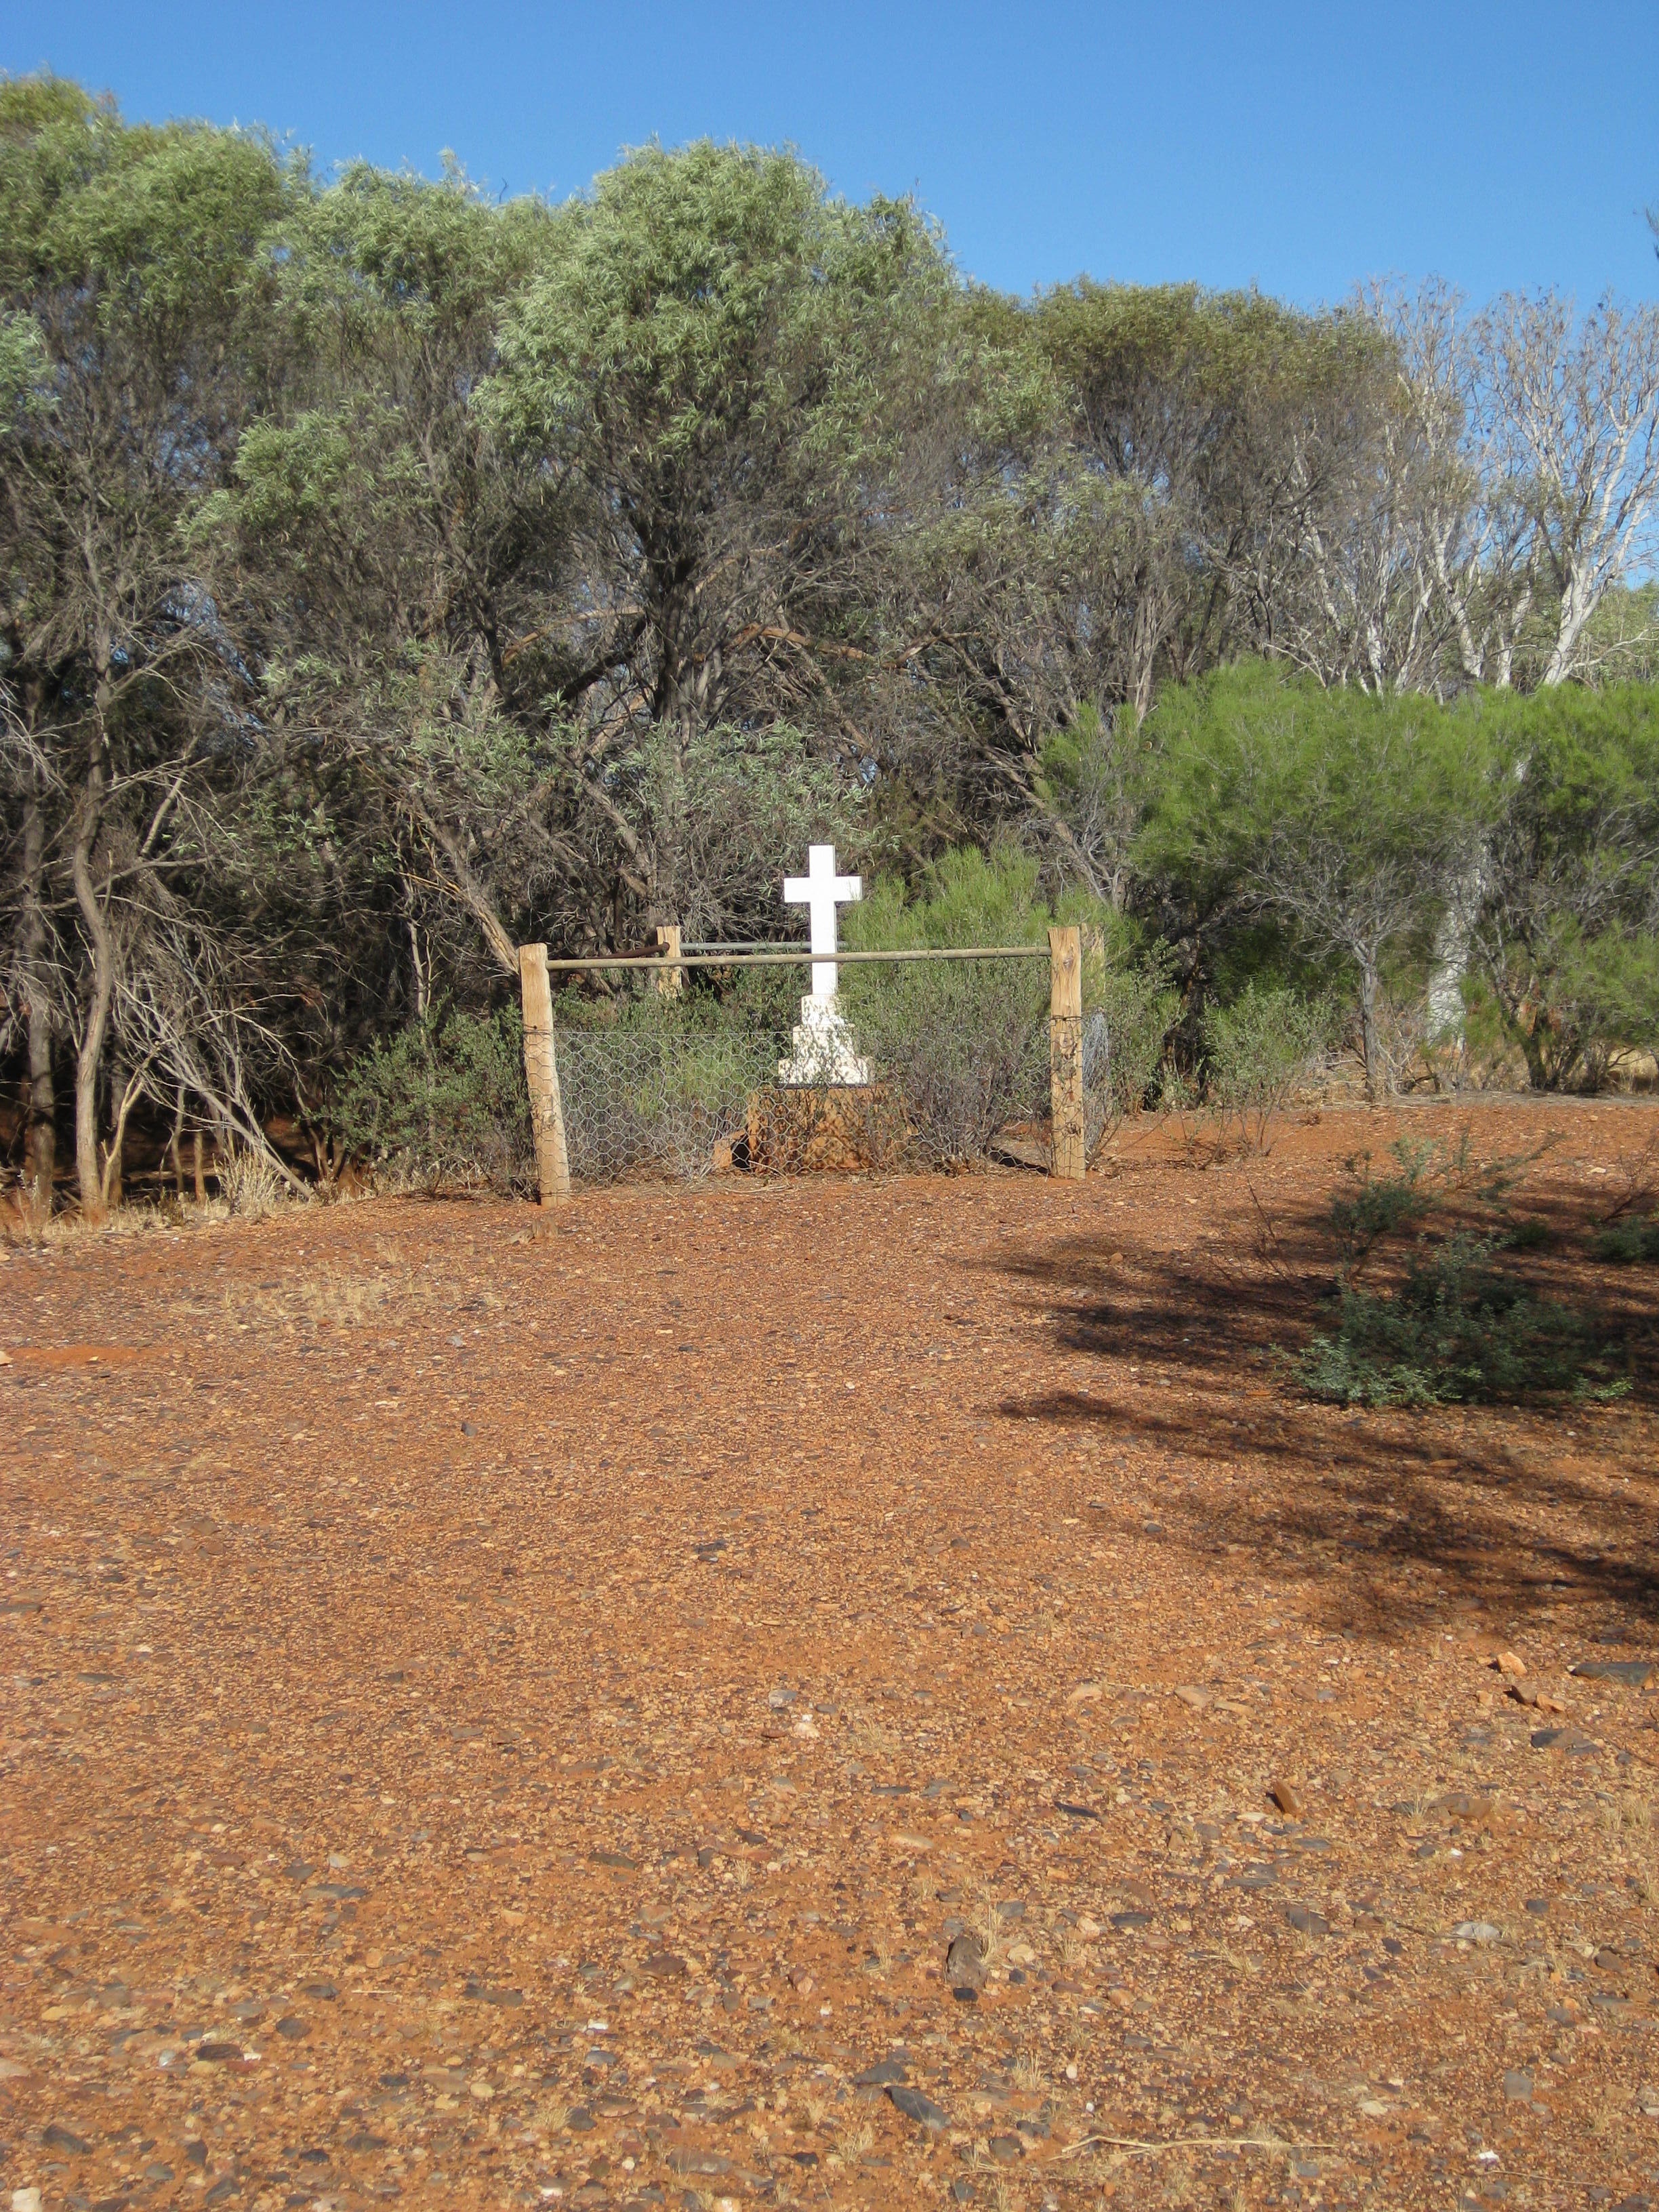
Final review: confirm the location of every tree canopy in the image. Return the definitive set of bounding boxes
[3,77,1657,1210]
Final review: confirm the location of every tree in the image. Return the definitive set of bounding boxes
[0,79,298,1214]
[1479,291,1659,688]
[1464,683,1659,1088]
[197,155,573,1026]
[483,142,955,927]
[1137,662,1493,1096]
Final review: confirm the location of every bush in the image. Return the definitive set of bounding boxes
[1300,1231,1622,1407]
[330,1004,533,1194]
[557,1012,776,1184]
[1202,983,1330,1155]
[1295,1134,1629,1407]
[841,846,1173,1168]
[841,849,1052,1168]
[1084,947,1179,1156]
[1595,1213,1659,1263]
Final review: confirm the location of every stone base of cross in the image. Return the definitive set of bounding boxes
[778,994,871,1086]
[777,842,870,1086]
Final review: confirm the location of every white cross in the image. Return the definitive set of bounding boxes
[783,843,861,1001]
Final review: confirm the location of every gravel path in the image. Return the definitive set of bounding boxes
[3,1100,1656,2211]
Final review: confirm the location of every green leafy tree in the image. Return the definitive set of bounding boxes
[483,141,954,922]
[0,79,298,1212]
[1462,682,1659,1087]
[1138,661,1494,1097]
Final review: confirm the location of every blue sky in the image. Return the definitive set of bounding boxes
[7,1,1656,308]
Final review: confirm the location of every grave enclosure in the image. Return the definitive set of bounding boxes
[514,845,1090,1202]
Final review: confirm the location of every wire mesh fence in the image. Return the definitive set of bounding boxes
[558,1025,782,1187]
[552,962,1127,1188]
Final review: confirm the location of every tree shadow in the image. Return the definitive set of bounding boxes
[975,1181,1659,1645]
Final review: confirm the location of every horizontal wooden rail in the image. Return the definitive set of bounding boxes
[541,945,1050,974]
[680,938,804,954]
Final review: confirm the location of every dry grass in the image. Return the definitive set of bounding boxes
[1605,1789,1656,1903]
[1,1195,184,1250]
[975,1883,1006,1963]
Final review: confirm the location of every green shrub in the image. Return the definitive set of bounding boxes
[842,848,1052,1168]
[1507,1216,1554,1251]
[1202,983,1330,1155]
[842,846,1172,1168]
[331,1004,532,1194]
[1295,1134,1628,1407]
[556,1016,775,1183]
[1300,1231,1624,1407]
[1595,1213,1659,1263]
[1084,946,1179,1155]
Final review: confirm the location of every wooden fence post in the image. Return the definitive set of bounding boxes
[655,923,683,1000]
[1048,924,1085,1183]
[518,943,571,1206]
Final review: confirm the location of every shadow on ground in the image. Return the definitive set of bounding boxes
[979,1178,1659,1644]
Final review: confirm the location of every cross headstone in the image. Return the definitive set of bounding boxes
[783,842,862,1000]
[778,842,869,1086]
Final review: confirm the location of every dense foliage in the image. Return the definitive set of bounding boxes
[2,79,1657,1208]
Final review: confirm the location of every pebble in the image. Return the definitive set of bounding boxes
[853,2057,909,2087]
[888,2084,949,2131]
[1268,1779,1303,1816]
[1453,1921,1501,1944]
[1286,1904,1329,1936]
[1572,1658,1652,1688]
[945,1933,987,1990]
[1530,1726,1595,1752]
[1503,2070,1533,2102]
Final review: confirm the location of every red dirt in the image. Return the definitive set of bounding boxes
[3,1097,1658,2212]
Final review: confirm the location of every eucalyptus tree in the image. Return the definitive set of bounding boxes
[200,155,573,1019]
[481,140,962,928]
[0,78,297,1214]
[1032,283,1397,701]
[1479,292,1659,688]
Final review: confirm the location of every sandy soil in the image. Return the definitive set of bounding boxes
[3,1098,1658,2212]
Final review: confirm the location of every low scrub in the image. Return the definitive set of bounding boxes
[330,1004,533,1195]
[1202,983,1331,1155]
[1296,1134,1629,1408]
[842,846,1173,1168]
[1595,1213,1659,1263]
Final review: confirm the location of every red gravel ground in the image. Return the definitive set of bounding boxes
[3,1099,1658,2212]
